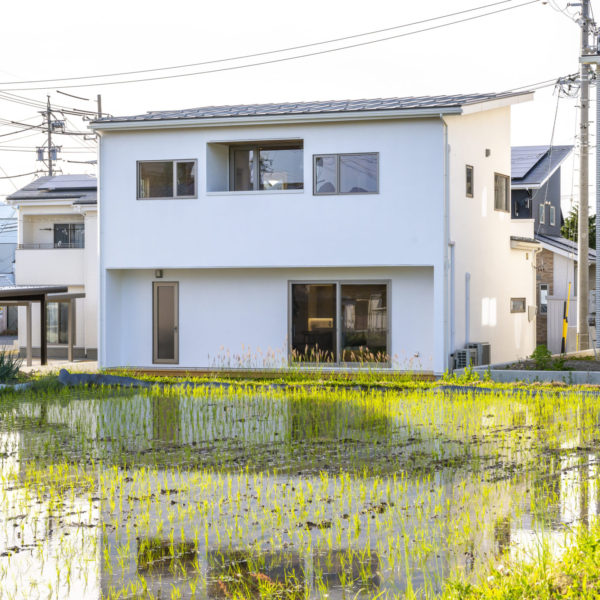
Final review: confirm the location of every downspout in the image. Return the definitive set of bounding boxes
[440,115,451,371]
[449,241,456,356]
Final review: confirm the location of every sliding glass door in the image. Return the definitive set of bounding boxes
[290,281,389,365]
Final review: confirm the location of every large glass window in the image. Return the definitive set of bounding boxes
[291,284,336,363]
[341,284,388,362]
[138,160,197,199]
[47,302,70,345]
[314,153,379,195]
[230,144,303,191]
[54,223,84,248]
[291,282,389,364]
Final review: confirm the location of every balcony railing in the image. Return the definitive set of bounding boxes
[18,243,85,250]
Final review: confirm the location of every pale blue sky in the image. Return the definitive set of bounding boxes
[0,0,589,208]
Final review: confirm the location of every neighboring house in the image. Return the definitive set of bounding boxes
[91,91,537,374]
[0,203,18,335]
[510,145,593,353]
[6,175,98,359]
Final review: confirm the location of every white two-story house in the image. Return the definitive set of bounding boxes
[92,92,537,374]
[7,175,98,360]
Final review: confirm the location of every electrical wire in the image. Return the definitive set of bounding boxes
[0,0,534,87]
[0,171,39,180]
[0,0,541,91]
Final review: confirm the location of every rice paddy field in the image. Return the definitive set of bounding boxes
[0,383,599,599]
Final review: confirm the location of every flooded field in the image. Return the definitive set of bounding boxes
[0,384,599,599]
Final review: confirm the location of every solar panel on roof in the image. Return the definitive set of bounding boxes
[511,148,548,178]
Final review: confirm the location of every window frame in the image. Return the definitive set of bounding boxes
[539,203,546,224]
[510,297,527,313]
[228,142,304,192]
[46,300,75,345]
[136,159,198,200]
[313,152,380,196]
[549,205,556,226]
[53,222,84,249]
[493,172,510,212]
[287,279,391,367]
[466,165,474,198]
[539,283,549,315]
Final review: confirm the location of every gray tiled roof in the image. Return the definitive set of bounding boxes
[7,174,97,203]
[536,233,596,261]
[511,145,573,188]
[94,91,530,124]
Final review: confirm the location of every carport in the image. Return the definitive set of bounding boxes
[0,285,83,366]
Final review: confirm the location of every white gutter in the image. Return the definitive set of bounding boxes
[90,107,464,132]
[440,115,451,371]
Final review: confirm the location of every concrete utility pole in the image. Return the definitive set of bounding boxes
[578,0,593,350]
[46,96,53,177]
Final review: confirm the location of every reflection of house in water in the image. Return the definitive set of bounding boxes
[0,431,100,600]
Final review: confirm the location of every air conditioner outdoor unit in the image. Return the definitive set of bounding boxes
[467,342,491,366]
[454,348,478,369]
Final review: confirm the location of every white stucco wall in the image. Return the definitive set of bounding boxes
[98,118,447,371]
[103,267,434,371]
[446,107,537,364]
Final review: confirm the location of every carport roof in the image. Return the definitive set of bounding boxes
[0,285,68,300]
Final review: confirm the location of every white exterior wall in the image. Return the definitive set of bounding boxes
[99,119,447,371]
[447,108,536,364]
[104,267,434,370]
[14,203,97,357]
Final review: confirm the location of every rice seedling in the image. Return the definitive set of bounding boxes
[0,381,598,598]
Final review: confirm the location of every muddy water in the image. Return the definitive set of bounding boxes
[0,387,597,599]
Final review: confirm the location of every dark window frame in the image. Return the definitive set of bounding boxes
[494,173,510,212]
[137,159,198,200]
[466,165,474,198]
[228,141,304,192]
[288,279,391,366]
[313,153,380,196]
[53,223,84,248]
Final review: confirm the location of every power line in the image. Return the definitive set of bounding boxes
[0,170,40,179]
[0,0,528,87]
[0,0,541,91]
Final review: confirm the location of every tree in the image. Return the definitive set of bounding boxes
[561,205,596,250]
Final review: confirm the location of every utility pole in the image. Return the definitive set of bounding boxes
[46,96,53,177]
[97,94,102,119]
[578,0,592,350]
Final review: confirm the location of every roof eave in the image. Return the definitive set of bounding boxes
[89,106,465,132]
[459,91,534,115]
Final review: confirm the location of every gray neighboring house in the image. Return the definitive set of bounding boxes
[511,145,594,352]
[6,175,98,360]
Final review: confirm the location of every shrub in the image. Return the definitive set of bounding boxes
[0,350,22,382]
[530,345,552,370]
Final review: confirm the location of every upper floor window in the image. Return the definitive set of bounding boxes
[549,205,556,226]
[314,153,379,195]
[539,203,545,224]
[137,160,197,199]
[466,165,474,198]
[54,223,84,248]
[494,173,510,212]
[230,143,303,191]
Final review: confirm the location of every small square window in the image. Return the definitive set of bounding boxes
[510,298,526,313]
[466,165,474,198]
[138,160,197,199]
[314,153,378,195]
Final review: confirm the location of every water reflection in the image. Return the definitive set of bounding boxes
[0,391,600,598]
